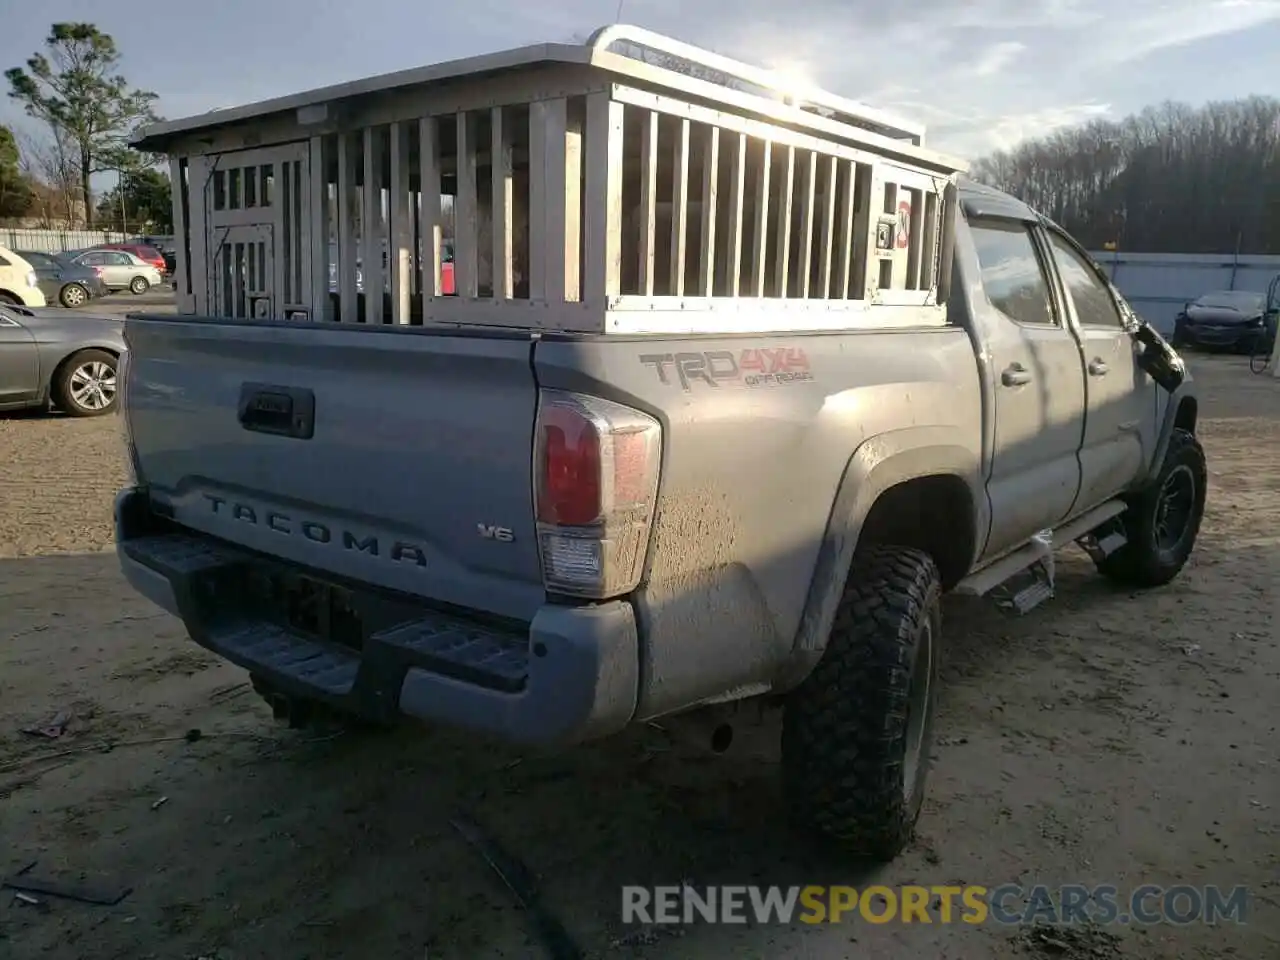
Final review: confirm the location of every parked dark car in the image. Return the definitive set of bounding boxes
[15,250,111,308]
[1172,290,1278,354]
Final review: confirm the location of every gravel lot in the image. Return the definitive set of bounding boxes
[0,348,1276,960]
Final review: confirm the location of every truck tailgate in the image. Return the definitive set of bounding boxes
[123,319,544,622]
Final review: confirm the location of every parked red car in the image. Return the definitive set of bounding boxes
[97,243,168,276]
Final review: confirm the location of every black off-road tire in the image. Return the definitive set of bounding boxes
[781,545,942,862]
[1096,428,1206,587]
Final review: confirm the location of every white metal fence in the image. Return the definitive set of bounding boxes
[1,228,129,254]
[1091,250,1280,336]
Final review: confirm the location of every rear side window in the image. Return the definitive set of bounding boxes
[969,219,1056,326]
[0,254,9,267]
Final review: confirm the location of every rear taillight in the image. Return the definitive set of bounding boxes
[534,390,661,599]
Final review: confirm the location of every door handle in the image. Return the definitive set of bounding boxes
[1088,358,1109,376]
[1001,363,1032,387]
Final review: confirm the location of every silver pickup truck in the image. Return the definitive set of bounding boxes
[115,26,1203,862]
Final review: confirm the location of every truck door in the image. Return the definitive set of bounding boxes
[1042,228,1155,514]
[965,217,1086,561]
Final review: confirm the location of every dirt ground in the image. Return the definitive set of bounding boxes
[0,354,1276,960]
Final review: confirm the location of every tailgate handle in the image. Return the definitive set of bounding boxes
[237,383,315,439]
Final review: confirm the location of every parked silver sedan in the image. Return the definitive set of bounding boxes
[70,248,164,295]
[0,304,126,416]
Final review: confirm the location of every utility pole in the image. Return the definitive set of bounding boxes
[118,168,128,237]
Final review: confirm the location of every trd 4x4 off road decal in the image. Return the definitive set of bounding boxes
[640,348,813,391]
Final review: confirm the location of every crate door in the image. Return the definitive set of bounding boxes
[211,225,275,319]
[194,143,311,318]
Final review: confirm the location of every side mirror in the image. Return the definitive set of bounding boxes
[1132,321,1185,393]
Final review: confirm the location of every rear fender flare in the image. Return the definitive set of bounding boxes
[775,427,984,691]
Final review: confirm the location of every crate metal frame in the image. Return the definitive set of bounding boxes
[135,24,967,335]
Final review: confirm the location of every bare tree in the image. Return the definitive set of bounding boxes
[971,96,1280,254]
[17,129,81,226]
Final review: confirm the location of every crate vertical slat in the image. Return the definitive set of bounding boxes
[491,107,515,301]
[725,132,747,297]
[277,163,291,307]
[562,104,584,303]
[669,117,690,297]
[904,186,923,290]
[361,126,386,320]
[750,141,772,297]
[935,181,959,304]
[818,155,838,298]
[388,122,413,323]
[527,102,549,302]
[638,110,659,296]
[920,187,940,291]
[850,163,874,301]
[797,151,817,298]
[291,156,306,311]
[187,155,209,313]
[583,92,623,307]
[698,125,719,297]
[168,155,190,309]
[774,145,795,296]
[337,133,360,322]
[862,165,886,298]
[419,116,443,300]
[308,137,331,320]
[454,112,480,300]
[836,159,857,299]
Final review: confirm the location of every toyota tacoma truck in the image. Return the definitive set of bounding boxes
[114,25,1204,861]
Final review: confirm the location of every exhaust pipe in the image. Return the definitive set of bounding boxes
[709,722,734,754]
[660,707,736,754]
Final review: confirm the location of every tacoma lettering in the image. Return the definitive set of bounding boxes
[201,494,426,568]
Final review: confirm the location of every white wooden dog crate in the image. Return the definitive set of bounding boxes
[133,25,967,334]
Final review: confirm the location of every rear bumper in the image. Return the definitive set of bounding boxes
[114,487,639,745]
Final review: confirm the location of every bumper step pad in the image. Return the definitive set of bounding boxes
[121,534,530,714]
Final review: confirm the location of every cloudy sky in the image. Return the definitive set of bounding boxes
[3,0,1280,159]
